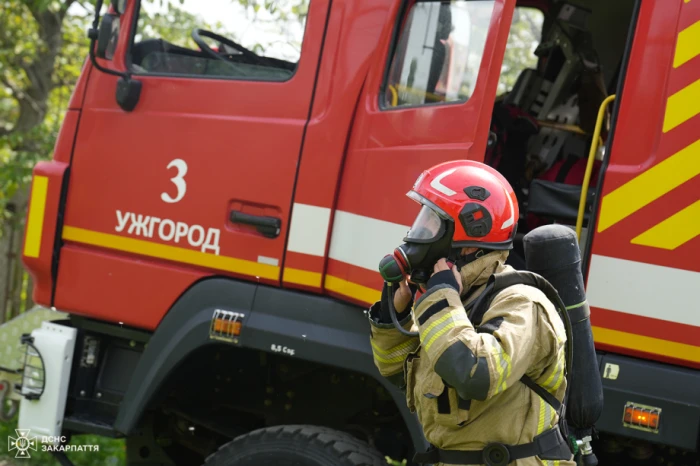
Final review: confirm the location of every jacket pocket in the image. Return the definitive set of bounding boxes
[404,352,419,413]
[416,368,471,427]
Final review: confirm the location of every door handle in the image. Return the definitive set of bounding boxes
[230,211,281,239]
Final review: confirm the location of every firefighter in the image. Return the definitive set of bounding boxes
[369,160,575,466]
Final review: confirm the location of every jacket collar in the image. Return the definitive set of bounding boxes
[459,250,509,305]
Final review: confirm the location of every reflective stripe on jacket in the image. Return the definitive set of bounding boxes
[369,251,574,466]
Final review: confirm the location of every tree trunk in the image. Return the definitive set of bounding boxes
[24,276,35,312]
[10,199,29,317]
[0,187,29,322]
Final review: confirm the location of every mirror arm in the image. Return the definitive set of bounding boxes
[87,0,127,79]
[87,0,142,112]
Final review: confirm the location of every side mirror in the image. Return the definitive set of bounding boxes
[87,0,141,111]
[96,13,120,60]
[111,0,128,15]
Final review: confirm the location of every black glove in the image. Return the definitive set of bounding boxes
[426,269,460,292]
[377,281,417,324]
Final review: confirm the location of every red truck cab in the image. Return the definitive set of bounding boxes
[16,0,700,464]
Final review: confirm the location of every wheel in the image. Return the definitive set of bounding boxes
[204,425,387,466]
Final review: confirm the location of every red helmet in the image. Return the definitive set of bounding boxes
[405,160,519,250]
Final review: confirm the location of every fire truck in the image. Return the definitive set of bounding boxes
[6,0,700,464]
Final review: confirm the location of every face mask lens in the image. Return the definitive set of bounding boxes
[406,205,443,241]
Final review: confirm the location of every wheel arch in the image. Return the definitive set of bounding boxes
[113,277,428,453]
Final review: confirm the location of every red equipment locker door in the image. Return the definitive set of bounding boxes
[325,0,517,305]
[55,1,330,328]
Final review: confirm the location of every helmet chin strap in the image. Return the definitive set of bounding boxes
[449,248,486,270]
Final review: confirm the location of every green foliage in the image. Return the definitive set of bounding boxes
[0,0,89,227]
[237,0,309,23]
[498,7,544,95]
[135,0,219,47]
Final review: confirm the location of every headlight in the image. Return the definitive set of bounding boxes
[19,335,45,400]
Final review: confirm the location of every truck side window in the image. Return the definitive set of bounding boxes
[383,0,495,108]
[129,1,309,81]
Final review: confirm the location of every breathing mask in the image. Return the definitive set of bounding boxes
[379,205,458,285]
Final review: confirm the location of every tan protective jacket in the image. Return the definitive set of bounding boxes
[369,251,575,466]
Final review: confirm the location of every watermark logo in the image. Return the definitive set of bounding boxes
[6,429,100,458]
[8,429,37,459]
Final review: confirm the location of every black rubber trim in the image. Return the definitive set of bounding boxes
[436,385,451,414]
[113,278,429,453]
[457,396,472,411]
[378,0,412,111]
[418,299,450,325]
[476,316,505,335]
[426,269,460,293]
[434,343,489,401]
[521,374,562,411]
[50,166,72,306]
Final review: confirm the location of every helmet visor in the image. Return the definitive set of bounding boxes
[405,205,444,242]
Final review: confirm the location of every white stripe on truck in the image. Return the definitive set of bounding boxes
[328,211,410,271]
[587,254,700,327]
[287,203,331,257]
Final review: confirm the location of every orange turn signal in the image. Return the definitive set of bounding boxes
[213,319,242,336]
[209,309,246,342]
[623,402,661,432]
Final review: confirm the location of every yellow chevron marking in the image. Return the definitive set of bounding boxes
[663,78,700,132]
[674,20,700,67]
[631,199,700,249]
[597,138,700,232]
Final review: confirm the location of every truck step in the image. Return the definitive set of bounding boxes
[63,415,122,438]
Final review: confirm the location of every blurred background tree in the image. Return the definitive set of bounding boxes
[0,0,91,323]
[499,7,544,95]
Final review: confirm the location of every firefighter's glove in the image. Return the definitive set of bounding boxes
[377,280,416,324]
[426,258,463,295]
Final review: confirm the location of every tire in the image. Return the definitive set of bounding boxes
[204,425,388,466]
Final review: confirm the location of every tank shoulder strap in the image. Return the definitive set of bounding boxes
[469,270,573,412]
[468,270,546,326]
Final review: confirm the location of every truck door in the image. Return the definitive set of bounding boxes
[325,0,516,305]
[585,0,700,368]
[61,0,328,298]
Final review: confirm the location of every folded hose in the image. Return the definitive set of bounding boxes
[387,283,419,338]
